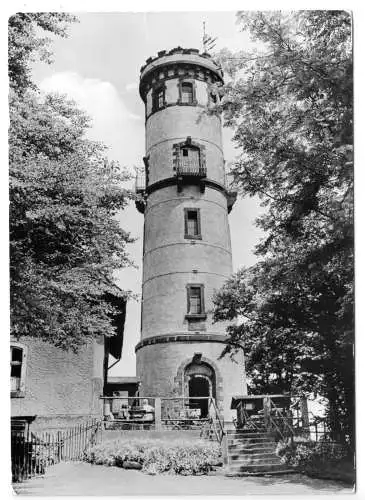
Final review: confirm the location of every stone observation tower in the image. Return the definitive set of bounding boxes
[135,47,246,419]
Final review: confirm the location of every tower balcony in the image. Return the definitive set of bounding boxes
[135,172,146,193]
[176,162,207,178]
[175,157,207,193]
[135,172,146,214]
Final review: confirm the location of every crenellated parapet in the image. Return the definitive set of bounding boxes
[139,47,223,120]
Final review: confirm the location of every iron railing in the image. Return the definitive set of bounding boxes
[11,418,101,483]
[236,396,336,444]
[100,395,225,441]
[176,161,207,178]
[135,172,146,192]
[101,396,156,429]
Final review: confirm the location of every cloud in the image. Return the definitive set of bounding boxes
[39,72,144,168]
[125,82,138,92]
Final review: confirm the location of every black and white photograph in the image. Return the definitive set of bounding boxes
[8,5,355,496]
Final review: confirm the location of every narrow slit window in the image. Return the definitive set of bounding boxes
[153,86,165,111]
[184,208,201,238]
[157,88,164,108]
[181,82,193,104]
[188,286,202,315]
[187,211,198,236]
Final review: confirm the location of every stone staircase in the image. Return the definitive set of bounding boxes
[225,429,294,476]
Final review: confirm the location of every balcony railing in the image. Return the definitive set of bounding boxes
[176,159,206,178]
[135,173,146,193]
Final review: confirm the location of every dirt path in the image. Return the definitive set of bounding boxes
[13,462,353,496]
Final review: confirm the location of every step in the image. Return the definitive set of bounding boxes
[227,433,269,438]
[228,432,275,438]
[228,441,275,447]
[228,444,275,451]
[229,456,283,466]
[226,428,266,435]
[228,437,276,446]
[228,435,275,442]
[228,462,291,474]
[229,451,279,461]
[228,445,277,454]
[226,468,295,477]
[226,431,270,437]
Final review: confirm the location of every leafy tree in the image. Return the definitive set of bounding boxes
[9,13,134,350]
[213,11,353,442]
[8,13,77,92]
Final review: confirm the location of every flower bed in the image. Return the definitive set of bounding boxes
[84,438,222,475]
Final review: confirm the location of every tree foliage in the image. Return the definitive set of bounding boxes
[9,13,77,92]
[213,11,353,441]
[9,13,134,349]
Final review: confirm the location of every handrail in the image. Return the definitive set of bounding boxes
[199,398,225,444]
[267,414,286,441]
[269,399,295,440]
[209,398,225,443]
[241,407,263,431]
[100,396,215,400]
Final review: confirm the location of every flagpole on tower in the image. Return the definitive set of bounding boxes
[202,21,217,54]
[202,21,206,52]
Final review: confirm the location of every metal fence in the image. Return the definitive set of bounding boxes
[11,418,101,483]
[100,395,225,442]
[161,397,211,428]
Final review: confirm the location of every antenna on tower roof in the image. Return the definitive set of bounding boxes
[202,21,217,53]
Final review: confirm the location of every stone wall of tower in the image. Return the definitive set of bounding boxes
[136,49,247,420]
[142,185,232,338]
[146,107,224,185]
[136,341,245,418]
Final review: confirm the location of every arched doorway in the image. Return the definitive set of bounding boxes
[184,361,216,418]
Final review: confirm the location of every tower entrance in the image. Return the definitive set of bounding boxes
[184,361,215,418]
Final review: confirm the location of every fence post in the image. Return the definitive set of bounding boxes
[222,433,229,466]
[263,397,271,431]
[155,398,162,431]
[300,397,310,438]
[99,418,104,443]
[57,431,62,462]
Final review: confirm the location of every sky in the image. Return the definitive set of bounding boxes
[32,12,266,376]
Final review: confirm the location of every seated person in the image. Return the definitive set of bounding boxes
[142,398,155,422]
[117,403,129,420]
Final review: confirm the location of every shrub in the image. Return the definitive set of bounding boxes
[84,438,222,476]
[276,438,349,468]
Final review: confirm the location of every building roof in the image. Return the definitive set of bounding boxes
[230,394,291,409]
